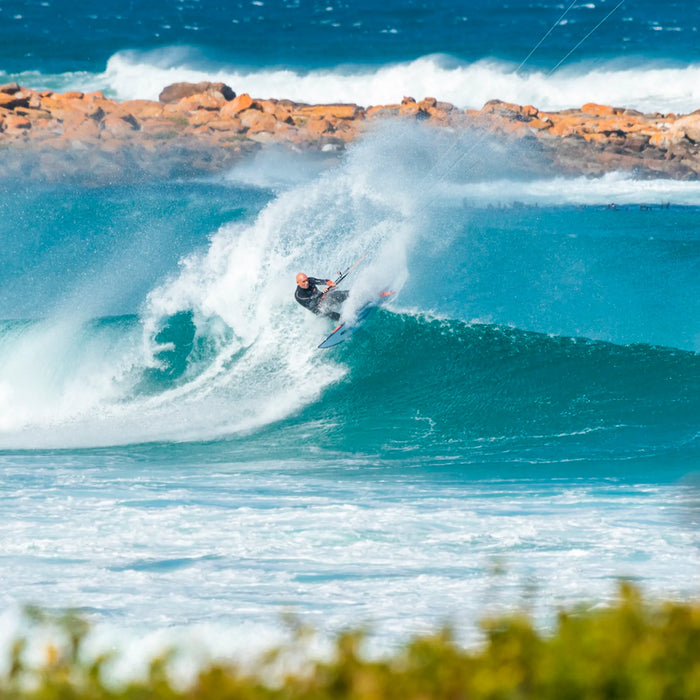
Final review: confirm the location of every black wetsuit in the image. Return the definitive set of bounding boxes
[295,277,349,322]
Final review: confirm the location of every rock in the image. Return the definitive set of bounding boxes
[365,105,400,119]
[297,104,362,120]
[139,119,180,138]
[306,117,332,135]
[4,83,700,183]
[672,114,700,143]
[0,82,21,94]
[481,100,529,121]
[527,117,552,131]
[207,118,245,133]
[63,119,101,142]
[178,93,226,112]
[238,109,277,133]
[399,101,419,117]
[101,113,140,137]
[220,93,256,116]
[188,109,218,126]
[158,81,235,104]
[121,100,164,119]
[418,97,437,110]
[3,114,32,131]
[0,91,30,110]
[581,103,616,117]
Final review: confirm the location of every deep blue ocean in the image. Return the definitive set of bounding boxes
[0,0,699,670]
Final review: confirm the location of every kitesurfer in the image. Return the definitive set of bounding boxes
[295,272,349,321]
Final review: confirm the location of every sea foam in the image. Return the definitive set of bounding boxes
[95,50,700,113]
[4,50,700,113]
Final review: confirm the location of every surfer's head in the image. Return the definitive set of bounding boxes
[296,273,309,288]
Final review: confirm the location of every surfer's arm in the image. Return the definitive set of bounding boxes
[305,276,336,292]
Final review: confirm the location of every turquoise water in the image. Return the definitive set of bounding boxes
[0,0,699,667]
[2,0,700,111]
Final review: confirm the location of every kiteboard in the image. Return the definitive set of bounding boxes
[318,291,394,349]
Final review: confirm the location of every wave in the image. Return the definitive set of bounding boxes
[6,48,700,113]
[1,310,697,461]
[291,311,700,462]
[0,124,697,450]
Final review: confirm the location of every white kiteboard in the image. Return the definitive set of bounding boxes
[318,291,394,349]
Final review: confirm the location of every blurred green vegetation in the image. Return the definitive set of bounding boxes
[3,584,700,700]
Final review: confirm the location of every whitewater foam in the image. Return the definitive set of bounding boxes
[5,50,700,113]
[448,172,700,208]
[85,51,700,113]
[0,125,437,447]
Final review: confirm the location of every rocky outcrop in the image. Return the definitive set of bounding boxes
[1,81,699,183]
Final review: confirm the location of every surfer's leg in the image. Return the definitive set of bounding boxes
[329,290,349,304]
[319,290,347,319]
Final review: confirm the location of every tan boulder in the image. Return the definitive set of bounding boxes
[365,105,400,119]
[207,118,245,133]
[399,102,419,117]
[41,94,105,122]
[297,104,361,120]
[188,109,217,126]
[0,91,30,110]
[648,132,672,148]
[3,114,31,131]
[259,99,279,114]
[273,121,301,142]
[220,93,255,116]
[238,109,277,133]
[581,103,616,117]
[481,100,525,117]
[101,113,139,137]
[14,106,52,121]
[546,115,585,137]
[331,120,359,141]
[139,119,181,138]
[28,116,64,135]
[63,120,101,141]
[178,93,226,112]
[527,117,552,130]
[247,131,278,144]
[499,119,533,135]
[121,99,164,119]
[305,117,332,135]
[162,102,194,116]
[418,97,437,111]
[158,81,235,104]
[671,114,700,142]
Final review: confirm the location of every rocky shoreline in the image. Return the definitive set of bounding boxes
[1,80,700,184]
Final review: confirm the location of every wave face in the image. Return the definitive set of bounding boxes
[0,124,698,455]
[285,313,699,469]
